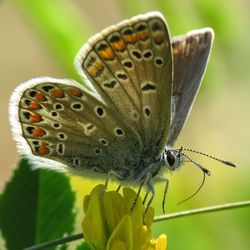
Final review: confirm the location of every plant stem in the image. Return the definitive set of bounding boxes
[22,233,83,250]
[22,200,250,250]
[154,200,250,222]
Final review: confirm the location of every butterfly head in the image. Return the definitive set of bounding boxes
[163,148,184,172]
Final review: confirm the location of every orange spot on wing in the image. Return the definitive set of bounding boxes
[88,60,104,77]
[154,33,164,45]
[98,47,115,60]
[138,31,149,40]
[111,40,126,52]
[35,92,46,102]
[68,87,83,97]
[30,113,42,123]
[38,141,49,155]
[32,127,46,137]
[29,101,41,110]
[51,89,65,98]
[123,35,137,44]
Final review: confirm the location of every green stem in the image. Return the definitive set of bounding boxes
[22,200,250,250]
[154,200,250,222]
[22,233,83,250]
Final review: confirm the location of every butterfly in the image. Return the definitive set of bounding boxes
[9,12,235,214]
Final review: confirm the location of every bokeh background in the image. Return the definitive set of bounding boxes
[0,0,249,249]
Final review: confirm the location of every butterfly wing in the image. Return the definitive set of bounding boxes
[75,11,173,156]
[9,77,141,178]
[167,28,214,146]
[9,12,173,181]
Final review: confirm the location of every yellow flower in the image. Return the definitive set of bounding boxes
[82,184,167,250]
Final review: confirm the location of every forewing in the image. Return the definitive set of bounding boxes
[167,28,214,146]
[75,11,173,155]
[9,77,141,176]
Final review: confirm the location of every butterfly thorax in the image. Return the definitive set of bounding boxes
[137,149,165,178]
[118,147,183,183]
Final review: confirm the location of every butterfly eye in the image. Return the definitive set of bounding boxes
[167,151,176,166]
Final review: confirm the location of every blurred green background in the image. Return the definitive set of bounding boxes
[0,0,249,249]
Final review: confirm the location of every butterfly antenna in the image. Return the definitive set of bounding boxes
[182,147,236,167]
[177,152,210,205]
[177,170,206,205]
[180,152,211,176]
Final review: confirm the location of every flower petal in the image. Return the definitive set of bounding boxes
[123,188,144,226]
[103,191,126,234]
[82,185,107,250]
[110,240,127,250]
[106,214,133,250]
[155,234,167,250]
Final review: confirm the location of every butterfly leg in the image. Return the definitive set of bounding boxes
[100,170,122,199]
[162,178,169,214]
[154,176,169,213]
[143,190,149,205]
[130,174,148,212]
[116,184,122,192]
[143,176,155,224]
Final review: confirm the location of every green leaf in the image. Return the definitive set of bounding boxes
[76,242,92,250]
[0,158,75,250]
